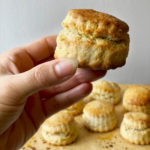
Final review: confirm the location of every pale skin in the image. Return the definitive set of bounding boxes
[0,36,106,150]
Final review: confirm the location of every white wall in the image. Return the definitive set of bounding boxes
[0,0,150,84]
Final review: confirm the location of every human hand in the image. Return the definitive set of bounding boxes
[0,36,106,150]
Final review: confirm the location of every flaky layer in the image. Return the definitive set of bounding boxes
[55,29,129,70]
[123,112,150,130]
[90,80,121,104]
[42,121,77,134]
[42,129,78,146]
[62,9,129,41]
[92,80,121,93]
[120,122,150,145]
[123,100,150,114]
[83,111,117,132]
[91,90,120,104]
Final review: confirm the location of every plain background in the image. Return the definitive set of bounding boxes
[0,0,150,84]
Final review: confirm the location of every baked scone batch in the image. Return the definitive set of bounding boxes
[65,100,84,116]
[82,100,117,132]
[55,9,130,70]
[41,111,78,146]
[91,80,121,104]
[120,112,150,145]
[40,84,150,146]
[123,86,150,114]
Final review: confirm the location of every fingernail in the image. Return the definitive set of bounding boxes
[54,59,78,78]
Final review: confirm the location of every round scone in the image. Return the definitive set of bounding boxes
[55,9,130,70]
[41,111,78,146]
[123,86,150,114]
[82,93,94,104]
[91,80,121,104]
[120,112,150,145]
[65,100,84,116]
[82,100,117,132]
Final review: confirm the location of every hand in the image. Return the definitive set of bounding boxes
[0,36,106,150]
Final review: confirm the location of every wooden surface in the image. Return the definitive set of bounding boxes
[20,84,150,150]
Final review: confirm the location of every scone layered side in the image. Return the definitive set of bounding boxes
[82,100,117,132]
[55,29,129,70]
[83,111,117,132]
[42,121,77,134]
[90,80,121,104]
[120,123,150,145]
[41,111,78,145]
[91,89,121,104]
[123,112,150,130]
[42,128,78,146]
[55,9,130,70]
[120,112,150,145]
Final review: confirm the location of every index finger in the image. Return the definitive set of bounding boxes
[24,35,57,63]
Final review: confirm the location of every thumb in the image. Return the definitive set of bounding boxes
[11,58,78,97]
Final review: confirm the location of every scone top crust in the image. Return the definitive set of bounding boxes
[62,9,129,41]
[67,100,84,110]
[44,111,74,127]
[93,80,120,93]
[124,112,150,130]
[83,100,114,117]
[123,86,150,106]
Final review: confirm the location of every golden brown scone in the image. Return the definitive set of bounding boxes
[65,100,84,116]
[90,80,121,104]
[55,9,130,70]
[123,86,150,114]
[41,111,78,146]
[120,112,150,145]
[82,100,117,132]
[82,94,94,104]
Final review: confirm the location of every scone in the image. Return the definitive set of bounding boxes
[91,80,121,104]
[120,112,150,145]
[65,100,84,116]
[123,86,150,114]
[55,9,130,70]
[41,111,78,146]
[82,93,94,104]
[82,100,117,132]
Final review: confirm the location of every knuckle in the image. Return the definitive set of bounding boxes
[33,66,49,86]
[33,64,58,87]
[74,71,86,84]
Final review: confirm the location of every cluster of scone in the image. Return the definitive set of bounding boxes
[55,9,130,70]
[120,85,150,145]
[41,80,120,146]
[82,80,119,132]
[41,80,150,146]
